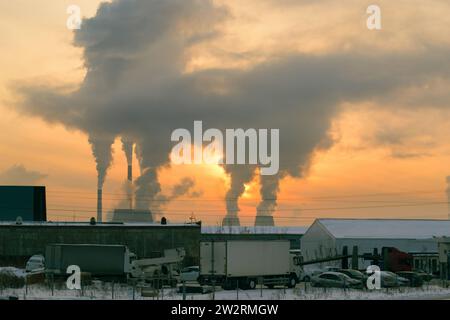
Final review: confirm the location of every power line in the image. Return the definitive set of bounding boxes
[45,193,447,203]
[3,198,450,214]
[46,188,446,200]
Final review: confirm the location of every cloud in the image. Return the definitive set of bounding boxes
[0,164,47,185]
[12,0,450,221]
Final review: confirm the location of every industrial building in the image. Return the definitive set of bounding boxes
[301,218,450,274]
[111,209,153,223]
[201,225,307,250]
[0,186,46,221]
[0,221,201,267]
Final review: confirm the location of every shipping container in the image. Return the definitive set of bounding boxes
[45,244,133,277]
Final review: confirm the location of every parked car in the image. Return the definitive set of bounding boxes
[380,271,409,287]
[311,272,362,289]
[180,266,199,282]
[413,269,433,282]
[25,254,45,273]
[396,271,424,287]
[301,270,315,282]
[337,269,368,287]
[302,266,339,282]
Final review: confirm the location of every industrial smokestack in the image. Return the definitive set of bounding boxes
[128,164,132,182]
[122,138,134,210]
[254,215,274,226]
[128,164,133,209]
[97,189,103,223]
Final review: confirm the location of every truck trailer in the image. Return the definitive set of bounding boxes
[45,244,134,278]
[199,240,302,290]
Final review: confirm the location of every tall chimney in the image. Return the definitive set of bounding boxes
[97,189,103,223]
[128,164,132,182]
[128,164,133,209]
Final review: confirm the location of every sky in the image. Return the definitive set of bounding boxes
[1,0,450,226]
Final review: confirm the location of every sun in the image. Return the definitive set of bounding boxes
[242,183,252,199]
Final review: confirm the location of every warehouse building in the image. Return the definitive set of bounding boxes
[301,219,450,273]
[201,226,307,250]
[0,221,201,267]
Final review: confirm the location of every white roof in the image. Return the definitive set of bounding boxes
[202,225,307,235]
[317,219,450,239]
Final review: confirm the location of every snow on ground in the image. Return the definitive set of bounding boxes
[0,267,27,278]
[2,282,450,300]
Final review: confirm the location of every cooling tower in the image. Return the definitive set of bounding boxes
[254,215,274,226]
[222,216,240,227]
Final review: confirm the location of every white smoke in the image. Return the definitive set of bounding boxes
[13,0,450,224]
[88,135,114,189]
[121,138,134,167]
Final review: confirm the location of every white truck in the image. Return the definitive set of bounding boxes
[198,240,302,290]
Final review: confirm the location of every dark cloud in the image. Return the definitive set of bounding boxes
[13,0,450,223]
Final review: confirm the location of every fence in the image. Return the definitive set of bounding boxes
[1,277,449,300]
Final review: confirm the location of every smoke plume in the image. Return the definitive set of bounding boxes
[13,0,450,224]
[224,165,256,221]
[121,138,134,166]
[88,135,114,188]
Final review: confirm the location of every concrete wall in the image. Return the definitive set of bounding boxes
[0,223,201,267]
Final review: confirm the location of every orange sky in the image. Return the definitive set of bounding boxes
[1,0,450,226]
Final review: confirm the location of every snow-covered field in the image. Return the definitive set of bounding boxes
[2,282,450,300]
[2,267,450,300]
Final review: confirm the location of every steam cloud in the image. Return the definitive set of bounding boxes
[88,135,114,189]
[121,138,134,167]
[14,0,450,224]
